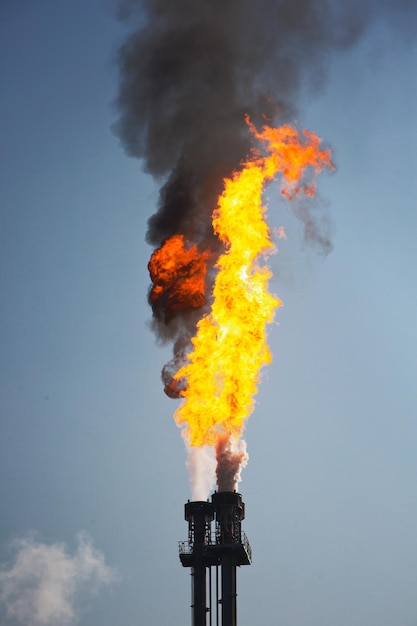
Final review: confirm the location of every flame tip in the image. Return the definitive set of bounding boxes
[150,118,332,489]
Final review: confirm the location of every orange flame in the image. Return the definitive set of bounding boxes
[173,121,333,455]
[148,234,212,322]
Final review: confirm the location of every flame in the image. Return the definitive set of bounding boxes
[148,234,212,322]
[173,121,333,460]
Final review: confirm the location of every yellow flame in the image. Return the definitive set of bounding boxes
[174,121,333,447]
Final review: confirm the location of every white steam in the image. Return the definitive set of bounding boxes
[187,438,249,499]
[187,445,216,501]
[0,533,116,626]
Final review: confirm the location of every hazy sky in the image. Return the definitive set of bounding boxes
[1,2,417,625]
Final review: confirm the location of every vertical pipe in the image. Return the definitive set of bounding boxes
[216,565,219,626]
[220,560,237,626]
[211,492,245,626]
[209,566,212,626]
[192,565,207,626]
[184,501,214,626]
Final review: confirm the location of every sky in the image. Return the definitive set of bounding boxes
[1,2,417,625]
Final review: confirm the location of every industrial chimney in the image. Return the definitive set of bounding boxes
[179,492,251,626]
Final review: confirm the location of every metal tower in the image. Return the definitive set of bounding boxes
[179,492,251,626]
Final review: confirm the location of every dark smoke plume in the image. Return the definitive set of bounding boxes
[216,438,248,493]
[114,0,416,391]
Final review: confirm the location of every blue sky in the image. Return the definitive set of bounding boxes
[1,2,416,625]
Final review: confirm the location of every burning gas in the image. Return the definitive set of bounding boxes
[167,119,333,493]
[113,0,417,500]
[113,0,383,498]
[148,235,212,327]
[145,117,333,495]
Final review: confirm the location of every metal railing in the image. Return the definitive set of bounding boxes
[179,531,252,560]
[241,531,252,562]
[178,540,193,556]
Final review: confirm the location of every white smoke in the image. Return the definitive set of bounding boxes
[0,533,117,626]
[187,445,216,501]
[187,439,249,499]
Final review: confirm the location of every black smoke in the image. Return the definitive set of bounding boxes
[114,0,416,390]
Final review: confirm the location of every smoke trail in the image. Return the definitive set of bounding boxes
[216,438,248,493]
[0,533,116,626]
[114,0,417,492]
[187,445,216,501]
[114,0,416,374]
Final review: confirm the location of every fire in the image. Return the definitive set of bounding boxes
[148,234,212,322]
[173,121,333,471]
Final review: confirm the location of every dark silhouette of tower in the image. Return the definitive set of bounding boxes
[179,492,251,626]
